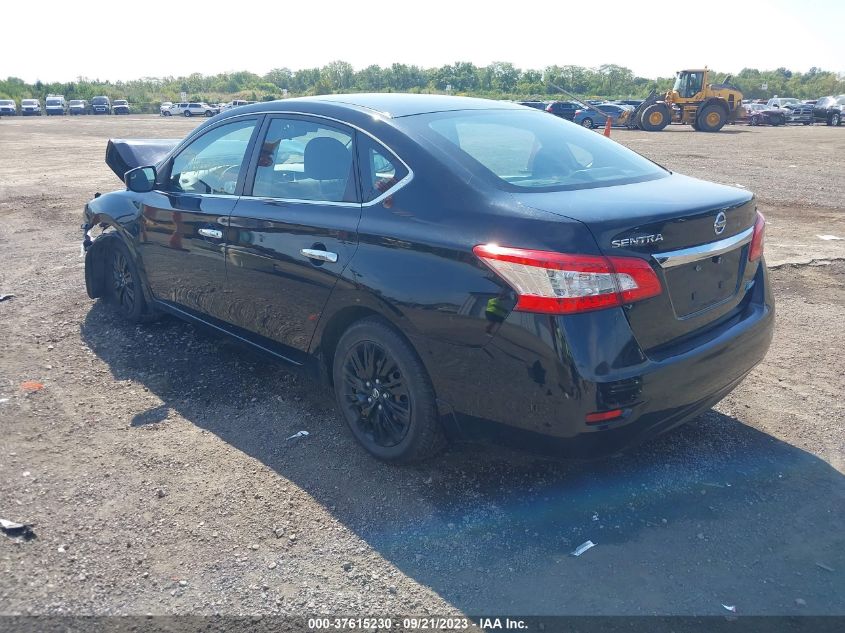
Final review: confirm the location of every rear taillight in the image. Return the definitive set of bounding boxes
[749,211,765,262]
[545,105,553,112]
[473,245,662,315]
[575,109,582,116]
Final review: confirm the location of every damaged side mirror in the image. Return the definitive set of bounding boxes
[125,166,157,193]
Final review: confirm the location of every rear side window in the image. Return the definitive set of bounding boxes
[250,117,357,203]
[168,119,257,195]
[411,110,666,192]
[358,137,408,202]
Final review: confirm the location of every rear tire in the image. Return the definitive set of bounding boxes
[205,110,213,117]
[696,104,727,132]
[581,118,594,129]
[184,110,192,117]
[831,112,841,126]
[332,318,446,463]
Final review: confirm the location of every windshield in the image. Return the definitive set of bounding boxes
[69,100,83,106]
[22,100,37,105]
[406,109,667,192]
[92,97,109,105]
[47,99,62,106]
[114,100,127,105]
[0,100,13,106]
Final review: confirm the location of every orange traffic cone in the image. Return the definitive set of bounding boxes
[603,115,612,137]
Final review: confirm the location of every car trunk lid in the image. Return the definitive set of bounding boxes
[512,173,760,352]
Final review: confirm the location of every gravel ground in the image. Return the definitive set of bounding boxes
[0,116,843,619]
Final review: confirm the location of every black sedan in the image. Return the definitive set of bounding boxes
[82,94,774,462]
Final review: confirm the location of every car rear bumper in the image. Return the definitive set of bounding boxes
[422,262,774,457]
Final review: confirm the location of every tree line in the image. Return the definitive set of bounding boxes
[2,62,843,112]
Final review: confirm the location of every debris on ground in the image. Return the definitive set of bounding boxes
[286,430,310,441]
[722,604,737,613]
[20,381,45,392]
[0,294,13,302]
[0,398,9,404]
[1,518,35,540]
[816,235,842,241]
[816,563,835,573]
[571,540,596,557]
[795,598,807,607]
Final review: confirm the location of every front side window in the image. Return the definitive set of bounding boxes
[167,119,257,195]
[251,117,356,203]
[408,110,666,192]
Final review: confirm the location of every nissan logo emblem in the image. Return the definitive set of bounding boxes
[714,211,727,235]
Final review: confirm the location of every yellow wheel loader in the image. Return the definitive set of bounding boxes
[630,68,744,132]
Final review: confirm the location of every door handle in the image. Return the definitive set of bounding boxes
[300,248,338,263]
[198,228,223,239]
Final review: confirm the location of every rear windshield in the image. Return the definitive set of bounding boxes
[69,100,83,106]
[405,110,667,192]
[47,99,62,106]
[92,97,109,104]
[22,100,37,105]
[114,100,127,105]
[0,100,13,106]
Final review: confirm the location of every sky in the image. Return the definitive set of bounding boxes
[3,0,843,83]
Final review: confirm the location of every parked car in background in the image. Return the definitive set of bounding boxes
[516,100,547,110]
[813,95,845,126]
[747,106,786,126]
[545,101,580,121]
[82,94,772,462]
[616,99,644,108]
[0,99,17,115]
[221,99,256,111]
[92,96,111,114]
[45,95,67,115]
[766,97,800,109]
[160,101,174,115]
[176,102,218,117]
[741,103,766,122]
[68,99,89,115]
[782,102,814,125]
[21,99,42,116]
[573,103,632,128]
[113,99,131,115]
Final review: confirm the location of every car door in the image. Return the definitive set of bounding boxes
[222,115,361,355]
[137,116,261,320]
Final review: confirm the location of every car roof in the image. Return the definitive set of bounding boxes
[231,93,527,119]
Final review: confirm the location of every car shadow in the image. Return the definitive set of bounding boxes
[81,302,845,615]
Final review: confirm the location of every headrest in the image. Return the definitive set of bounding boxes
[304,137,351,181]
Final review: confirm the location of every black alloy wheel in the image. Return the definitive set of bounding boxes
[107,241,146,322]
[333,318,445,462]
[341,340,411,448]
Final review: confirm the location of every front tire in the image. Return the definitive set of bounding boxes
[184,110,192,117]
[639,104,670,131]
[107,240,146,323]
[332,318,446,462]
[831,112,841,126]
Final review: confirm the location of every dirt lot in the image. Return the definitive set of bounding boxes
[1,115,844,619]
